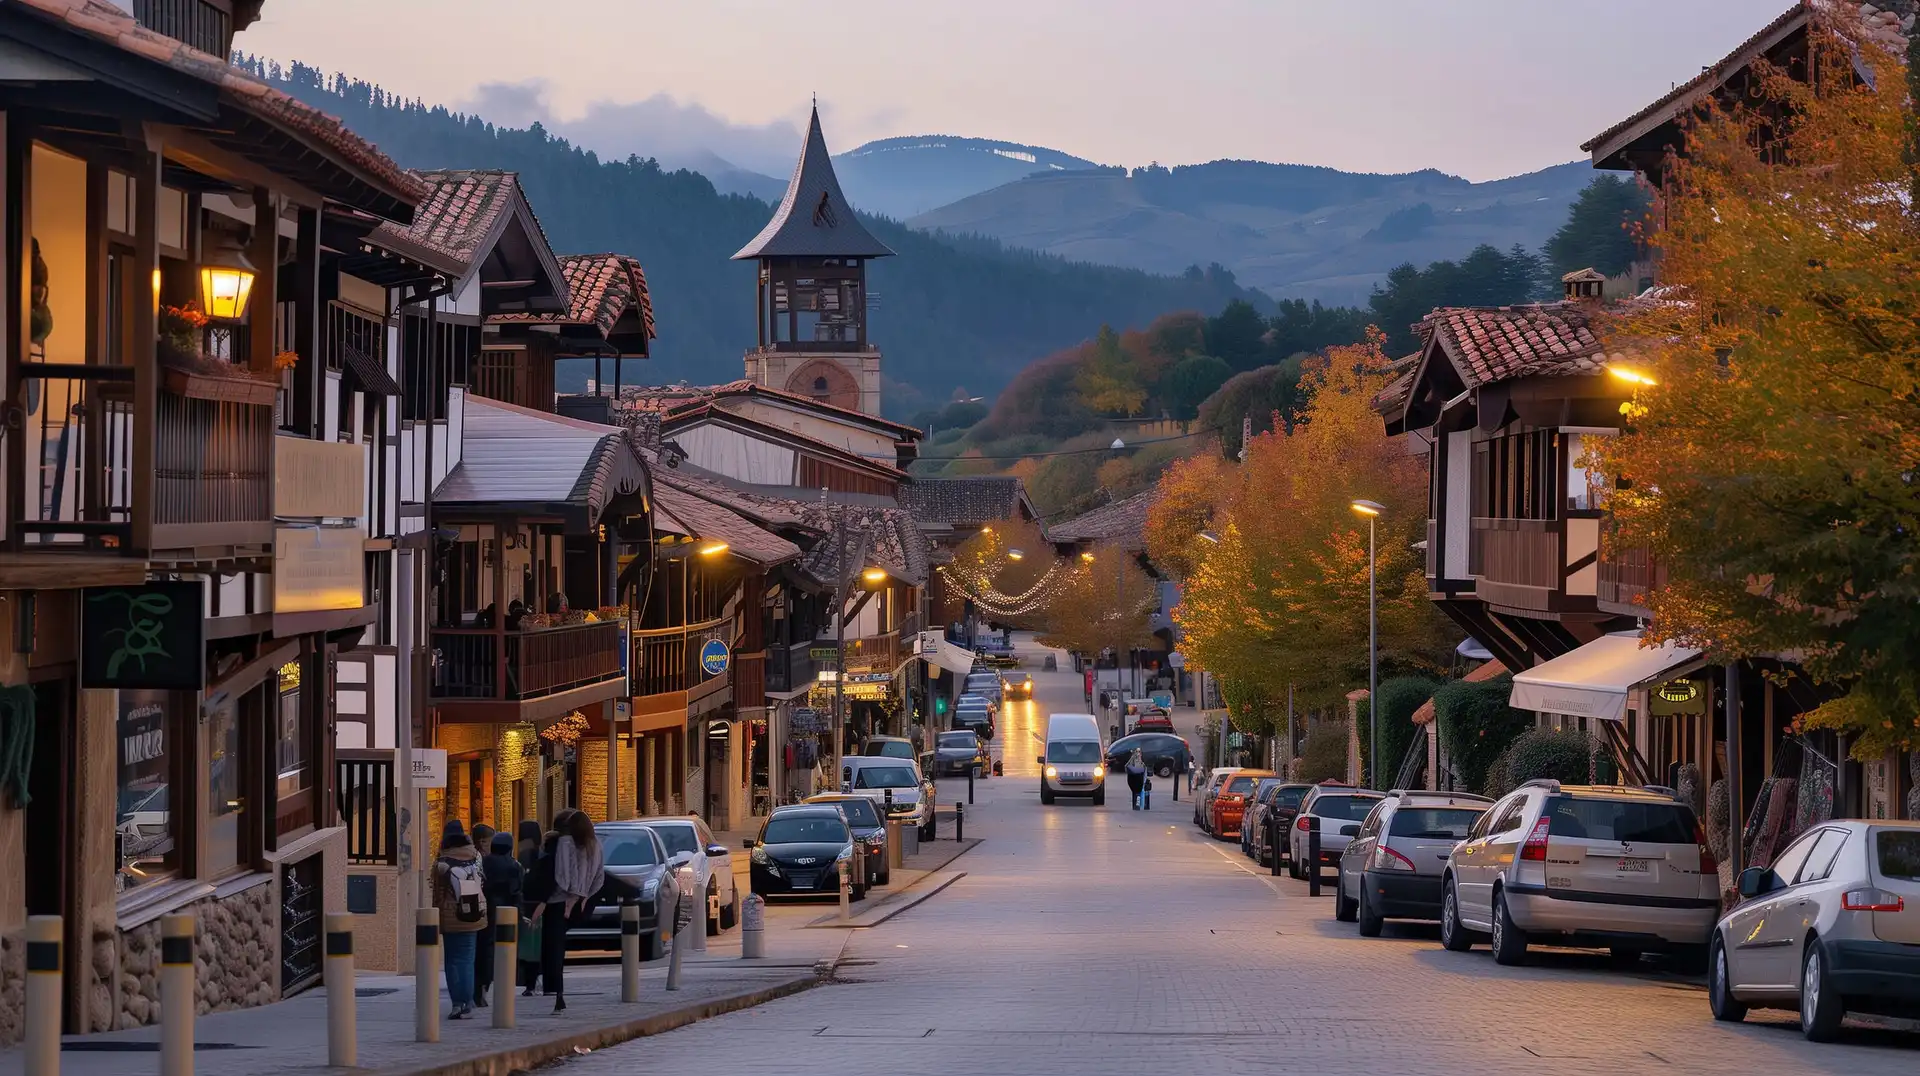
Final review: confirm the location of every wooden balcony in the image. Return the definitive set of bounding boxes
[764,640,819,696]
[431,620,627,723]
[1468,518,1563,614]
[633,617,733,699]
[1598,542,1664,616]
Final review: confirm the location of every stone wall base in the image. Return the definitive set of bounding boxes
[116,878,278,1029]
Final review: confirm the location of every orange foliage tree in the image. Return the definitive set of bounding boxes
[1596,13,1920,755]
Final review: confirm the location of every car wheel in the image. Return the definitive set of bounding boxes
[1357,883,1384,937]
[1334,873,1357,923]
[1040,781,1055,805]
[1155,761,1174,779]
[720,891,739,931]
[644,929,666,962]
[1490,889,1528,966]
[1289,844,1306,881]
[1708,936,1747,1023]
[1440,879,1474,952]
[1800,938,1845,1042]
[1092,786,1106,806]
[1608,946,1643,968]
[706,882,721,936]
[852,882,868,903]
[877,870,891,886]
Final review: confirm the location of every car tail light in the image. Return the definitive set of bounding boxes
[1519,816,1551,862]
[1841,887,1905,912]
[1296,814,1311,832]
[1694,821,1718,876]
[1371,845,1415,872]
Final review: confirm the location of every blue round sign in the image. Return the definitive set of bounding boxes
[699,639,731,677]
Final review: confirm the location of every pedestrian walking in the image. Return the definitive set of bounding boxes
[431,821,488,1019]
[514,820,544,995]
[538,809,604,1013]
[476,831,522,1008]
[1126,747,1147,810]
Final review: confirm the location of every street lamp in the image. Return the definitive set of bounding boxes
[1606,364,1657,387]
[861,567,888,584]
[697,540,729,556]
[1350,499,1385,787]
[1079,551,1095,563]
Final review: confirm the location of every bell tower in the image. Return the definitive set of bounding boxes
[733,105,893,415]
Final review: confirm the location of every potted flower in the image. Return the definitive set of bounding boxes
[157,302,279,406]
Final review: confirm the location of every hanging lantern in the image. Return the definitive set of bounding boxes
[197,231,257,321]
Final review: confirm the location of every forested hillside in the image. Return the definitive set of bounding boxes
[244,60,1261,415]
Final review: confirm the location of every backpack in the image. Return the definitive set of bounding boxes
[444,857,488,923]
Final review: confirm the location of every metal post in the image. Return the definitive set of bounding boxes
[492,908,517,1028]
[324,913,356,1067]
[838,858,852,921]
[1270,818,1284,876]
[619,904,641,1003]
[955,801,964,841]
[1367,515,1377,789]
[413,908,439,1043]
[1307,816,1323,897]
[24,915,60,1076]
[740,894,766,959]
[667,866,693,991]
[693,888,710,952]
[1725,662,1744,888]
[160,914,194,1076]
[967,767,975,804]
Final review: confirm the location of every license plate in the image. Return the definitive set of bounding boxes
[1615,858,1650,873]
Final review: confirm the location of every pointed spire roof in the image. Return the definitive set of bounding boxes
[731,106,894,261]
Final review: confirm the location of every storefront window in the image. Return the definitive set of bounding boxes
[117,690,176,890]
[205,691,246,872]
[277,660,310,799]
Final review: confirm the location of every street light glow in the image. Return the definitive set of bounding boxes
[697,541,730,556]
[1079,551,1096,562]
[1607,364,1658,387]
[861,567,888,583]
[1007,548,1025,560]
[1349,499,1385,517]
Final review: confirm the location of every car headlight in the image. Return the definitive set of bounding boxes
[836,845,853,863]
[1094,765,1105,778]
[751,846,781,876]
[641,876,661,899]
[1044,765,1058,778]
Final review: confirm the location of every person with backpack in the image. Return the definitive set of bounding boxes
[537,809,603,1013]
[1126,747,1147,810]
[475,831,522,1008]
[432,820,488,1019]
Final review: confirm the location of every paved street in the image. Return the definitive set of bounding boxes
[560,645,1918,1076]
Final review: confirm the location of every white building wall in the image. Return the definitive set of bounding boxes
[676,423,798,485]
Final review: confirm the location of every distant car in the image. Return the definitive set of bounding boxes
[842,756,936,841]
[1104,733,1190,779]
[932,730,991,778]
[963,672,1004,706]
[747,806,864,901]
[1001,671,1034,698]
[1208,771,1275,840]
[1440,781,1717,967]
[1335,790,1491,934]
[1288,783,1384,880]
[1192,768,1244,830]
[804,793,890,886]
[1039,712,1105,806]
[1247,782,1313,869]
[576,823,680,959]
[954,694,997,741]
[1710,820,1920,1040]
[635,815,738,934]
[862,735,916,761]
[1240,778,1293,859]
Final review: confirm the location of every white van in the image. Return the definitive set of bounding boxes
[1038,713,1105,806]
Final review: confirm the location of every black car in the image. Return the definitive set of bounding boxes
[802,795,890,886]
[1104,732,1191,779]
[575,823,680,959]
[747,806,866,901]
[932,730,990,778]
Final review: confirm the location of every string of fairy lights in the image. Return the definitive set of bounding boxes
[936,559,1087,619]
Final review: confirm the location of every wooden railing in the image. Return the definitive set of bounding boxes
[1468,518,1560,590]
[335,751,396,865]
[632,616,732,697]
[155,391,272,528]
[432,620,625,702]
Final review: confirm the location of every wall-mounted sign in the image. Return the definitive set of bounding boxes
[409,749,448,788]
[1649,678,1705,717]
[699,638,731,677]
[82,581,204,690]
[274,526,366,614]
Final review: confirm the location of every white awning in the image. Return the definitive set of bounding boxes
[1509,631,1704,722]
[921,637,975,678]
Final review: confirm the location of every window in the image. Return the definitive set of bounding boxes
[1764,830,1823,884]
[1488,798,1527,835]
[1877,831,1920,880]
[276,660,311,800]
[1796,829,1849,884]
[600,829,660,867]
[1358,804,1386,838]
[1311,795,1384,822]
[1544,797,1695,843]
[117,690,178,890]
[833,798,881,827]
[761,816,847,844]
[205,691,247,873]
[813,376,829,392]
[648,823,697,857]
[1047,742,1101,764]
[852,764,918,789]
[1389,807,1484,840]
[1471,430,1562,521]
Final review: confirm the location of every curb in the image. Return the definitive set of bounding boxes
[369,974,821,1076]
[805,872,966,929]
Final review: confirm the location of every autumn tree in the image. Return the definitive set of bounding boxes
[1034,542,1161,659]
[1596,14,1920,755]
[1142,451,1231,582]
[1075,325,1147,416]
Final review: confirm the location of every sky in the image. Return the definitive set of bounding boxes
[240,0,1799,182]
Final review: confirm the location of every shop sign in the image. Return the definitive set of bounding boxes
[409,749,448,788]
[82,580,204,690]
[809,646,841,661]
[699,638,731,677]
[1649,678,1705,717]
[846,672,892,685]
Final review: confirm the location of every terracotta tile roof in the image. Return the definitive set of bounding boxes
[651,481,800,568]
[494,253,657,340]
[1368,352,1421,415]
[899,477,1035,529]
[1049,488,1159,550]
[369,170,527,276]
[1421,303,1610,390]
[14,1,423,215]
[615,384,718,414]
[1412,660,1509,726]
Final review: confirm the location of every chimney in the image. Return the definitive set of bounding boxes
[1561,267,1607,303]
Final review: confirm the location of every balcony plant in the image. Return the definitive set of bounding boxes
[158,302,278,406]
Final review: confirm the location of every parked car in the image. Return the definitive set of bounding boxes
[576,823,680,958]
[1208,770,1276,839]
[1709,820,1920,1040]
[842,755,937,841]
[1247,782,1313,869]
[804,793,891,886]
[963,671,1004,705]
[1104,732,1190,780]
[1440,781,1718,967]
[862,735,916,760]
[1192,767,1243,829]
[635,815,739,934]
[1335,790,1491,934]
[1240,778,1293,859]
[1288,783,1385,879]
[1001,671,1034,698]
[932,729,991,778]
[747,805,865,901]
[954,695,996,742]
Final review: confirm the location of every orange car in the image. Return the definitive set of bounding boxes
[1208,769,1276,840]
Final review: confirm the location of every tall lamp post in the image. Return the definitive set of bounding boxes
[1350,500,1385,787]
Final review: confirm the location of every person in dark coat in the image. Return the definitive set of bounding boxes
[474,831,522,1007]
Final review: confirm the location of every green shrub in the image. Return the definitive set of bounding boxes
[1356,675,1439,788]
[1434,674,1531,793]
[1299,721,1350,784]
[1488,728,1599,795]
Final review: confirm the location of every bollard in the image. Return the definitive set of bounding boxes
[838,858,852,922]
[325,913,356,1067]
[492,908,517,1029]
[740,893,766,960]
[619,904,641,1003]
[955,801,965,841]
[666,867,694,991]
[414,908,440,1043]
[1270,820,1283,877]
[1307,815,1323,897]
[24,915,60,1076]
[967,767,975,804]
[160,913,194,1076]
[692,884,710,953]
[1172,767,1180,802]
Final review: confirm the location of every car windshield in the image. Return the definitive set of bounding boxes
[852,765,918,789]
[599,830,660,867]
[1047,741,1102,763]
[937,733,978,749]
[865,741,914,759]
[1311,795,1382,821]
[1875,831,1920,880]
[1276,787,1308,809]
[644,823,698,856]
[1545,797,1696,843]
[823,799,881,827]
[1227,776,1259,794]
[762,817,848,845]
[1389,807,1484,839]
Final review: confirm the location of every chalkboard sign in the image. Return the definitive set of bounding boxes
[81,581,203,690]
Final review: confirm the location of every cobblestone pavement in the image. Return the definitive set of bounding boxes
[558,644,1918,1076]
